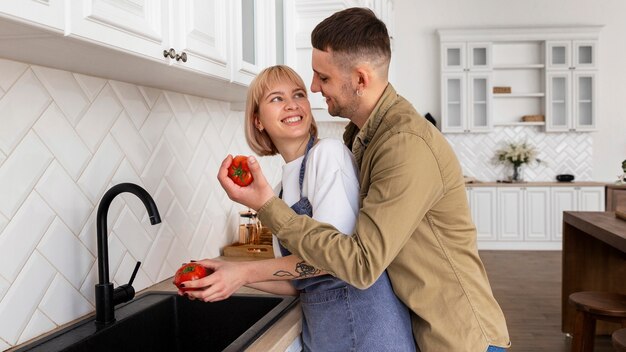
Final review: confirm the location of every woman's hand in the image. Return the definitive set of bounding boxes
[180,259,251,302]
[217,155,276,211]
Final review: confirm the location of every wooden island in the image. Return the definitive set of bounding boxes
[562,211,626,335]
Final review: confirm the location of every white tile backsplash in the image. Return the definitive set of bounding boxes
[0,193,55,282]
[31,66,90,126]
[0,59,27,92]
[16,310,55,346]
[0,58,290,350]
[37,218,94,290]
[39,275,93,326]
[0,252,56,345]
[0,69,52,155]
[35,162,93,234]
[75,84,123,153]
[34,103,91,180]
[445,125,593,181]
[0,132,54,219]
[109,80,150,129]
[73,73,106,103]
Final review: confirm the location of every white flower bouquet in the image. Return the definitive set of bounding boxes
[493,141,542,182]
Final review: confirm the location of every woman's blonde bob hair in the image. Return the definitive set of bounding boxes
[245,65,318,156]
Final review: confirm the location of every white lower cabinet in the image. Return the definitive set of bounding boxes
[551,186,605,240]
[468,185,604,249]
[468,187,497,241]
[497,187,550,242]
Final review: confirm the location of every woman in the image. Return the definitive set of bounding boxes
[181,65,415,351]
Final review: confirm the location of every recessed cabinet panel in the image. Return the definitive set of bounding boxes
[497,187,523,241]
[232,0,269,85]
[578,187,604,211]
[525,187,550,241]
[470,188,497,241]
[0,0,65,31]
[442,43,465,71]
[547,41,571,70]
[442,73,466,132]
[173,0,231,79]
[241,0,256,65]
[546,73,570,131]
[70,0,167,61]
[468,42,491,70]
[551,188,577,240]
[469,74,491,130]
[574,72,596,130]
[573,41,596,69]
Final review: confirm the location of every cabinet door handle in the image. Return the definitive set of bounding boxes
[163,48,176,59]
[175,52,188,62]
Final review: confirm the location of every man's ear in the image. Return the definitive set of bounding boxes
[354,66,371,91]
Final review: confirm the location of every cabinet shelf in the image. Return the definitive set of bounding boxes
[493,121,546,126]
[493,93,545,98]
[493,64,545,70]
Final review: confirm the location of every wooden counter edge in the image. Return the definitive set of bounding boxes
[563,211,626,253]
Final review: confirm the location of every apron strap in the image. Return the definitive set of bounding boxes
[279,134,316,199]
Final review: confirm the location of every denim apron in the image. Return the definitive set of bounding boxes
[279,136,416,352]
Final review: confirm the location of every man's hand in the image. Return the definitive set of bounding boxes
[217,155,276,211]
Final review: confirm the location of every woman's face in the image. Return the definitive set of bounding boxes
[256,80,312,146]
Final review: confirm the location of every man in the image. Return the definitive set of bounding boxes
[218,7,510,351]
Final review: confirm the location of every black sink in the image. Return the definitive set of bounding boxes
[15,292,297,352]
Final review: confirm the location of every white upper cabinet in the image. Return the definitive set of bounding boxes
[69,0,232,81]
[545,39,598,132]
[169,0,231,79]
[441,42,492,72]
[231,0,274,85]
[0,0,65,32]
[441,72,492,133]
[440,41,492,133]
[439,26,601,133]
[69,0,169,62]
[439,39,493,133]
[546,40,597,70]
[0,0,281,100]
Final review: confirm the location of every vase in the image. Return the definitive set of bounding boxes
[511,164,523,182]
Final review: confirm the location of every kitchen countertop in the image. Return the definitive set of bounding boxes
[144,256,302,352]
[465,181,607,187]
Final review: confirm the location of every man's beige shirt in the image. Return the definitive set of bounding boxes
[258,84,510,351]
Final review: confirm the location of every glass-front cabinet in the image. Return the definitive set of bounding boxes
[545,39,597,132]
[441,42,491,72]
[442,73,492,133]
[547,41,596,70]
[441,42,492,133]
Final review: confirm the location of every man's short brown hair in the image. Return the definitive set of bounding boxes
[311,7,391,69]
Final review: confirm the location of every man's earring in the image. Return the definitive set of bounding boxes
[356,90,364,97]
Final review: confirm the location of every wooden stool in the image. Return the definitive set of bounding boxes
[614,328,626,352]
[569,291,626,352]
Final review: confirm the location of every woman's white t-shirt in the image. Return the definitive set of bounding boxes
[272,138,360,257]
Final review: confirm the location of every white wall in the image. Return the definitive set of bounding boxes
[392,0,626,182]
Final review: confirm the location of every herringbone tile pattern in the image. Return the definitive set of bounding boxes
[446,126,593,182]
[0,58,286,349]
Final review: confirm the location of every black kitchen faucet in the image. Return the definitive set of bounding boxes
[95,183,161,325]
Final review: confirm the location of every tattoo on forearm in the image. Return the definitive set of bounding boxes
[274,261,321,279]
